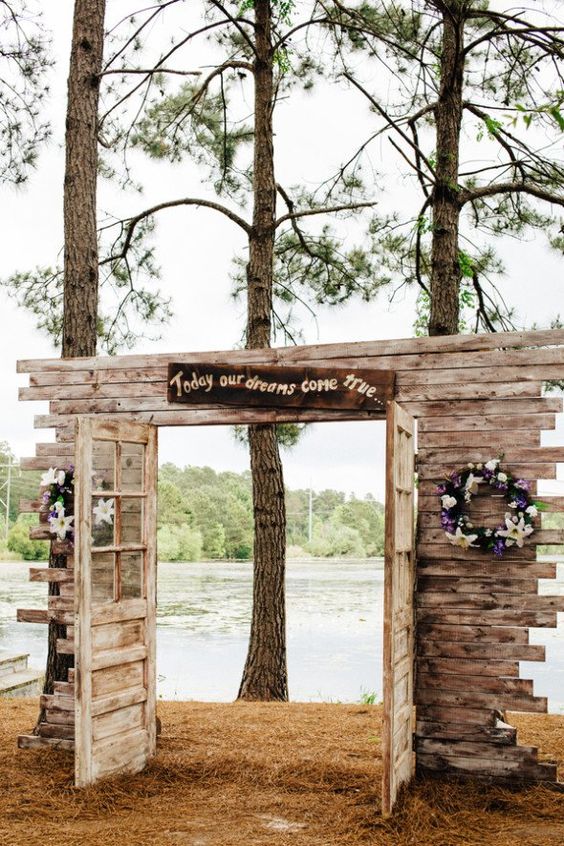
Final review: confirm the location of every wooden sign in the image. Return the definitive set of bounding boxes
[167,363,395,412]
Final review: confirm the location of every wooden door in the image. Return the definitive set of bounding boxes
[382,401,416,816]
[74,417,158,787]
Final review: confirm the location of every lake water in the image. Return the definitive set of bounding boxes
[1,559,563,709]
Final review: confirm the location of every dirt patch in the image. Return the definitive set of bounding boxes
[0,699,563,846]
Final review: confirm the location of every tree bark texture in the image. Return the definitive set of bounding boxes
[39,0,105,719]
[62,0,105,357]
[238,0,288,702]
[429,4,464,336]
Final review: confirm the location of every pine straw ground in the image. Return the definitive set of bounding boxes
[0,700,563,846]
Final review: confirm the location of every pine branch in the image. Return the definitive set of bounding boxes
[102,197,251,266]
[459,182,564,208]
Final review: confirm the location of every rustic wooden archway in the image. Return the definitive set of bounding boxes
[15,328,564,805]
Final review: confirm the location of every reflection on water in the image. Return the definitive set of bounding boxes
[1,559,563,707]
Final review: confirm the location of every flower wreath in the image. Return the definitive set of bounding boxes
[40,466,75,542]
[436,458,544,557]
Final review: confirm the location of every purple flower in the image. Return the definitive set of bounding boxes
[493,538,505,557]
[436,484,446,495]
[496,481,508,492]
[515,479,530,491]
[515,494,528,509]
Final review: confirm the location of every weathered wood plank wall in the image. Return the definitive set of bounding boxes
[17,328,564,781]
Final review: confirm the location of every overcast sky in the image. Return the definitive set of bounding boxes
[1,2,563,501]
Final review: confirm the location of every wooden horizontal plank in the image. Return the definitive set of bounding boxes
[48,597,74,612]
[56,638,74,655]
[90,686,147,718]
[415,719,517,745]
[37,722,75,740]
[19,374,548,414]
[92,661,144,698]
[398,364,564,385]
[416,623,530,644]
[416,608,558,627]
[19,498,45,513]
[17,608,74,626]
[415,737,537,761]
[30,396,564,434]
[91,599,147,627]
[418,414,557,433]
[416,640,546,662]
[28,525,52,541]
[406,398,562,418]
[92,728,149,780]
[416,688,548,713]
[417,577,539,595]
[45,708,75,726]
[417,657,520,677]
[416,672,534,696]
[416,752,557,781]
[418,431,542,448]
[416,560,557,579]
[29,567,73,583]
[18,734,74,752]
[91,645,148,671]
[418,446,564,464]
[39,694,74,712]
[32,358,556,390]
[92,703,144,743]
[16,327,564,373]
[415,543,538,560]
[416,704,497,725]
[417,592,564,612]
[418,463,557,481]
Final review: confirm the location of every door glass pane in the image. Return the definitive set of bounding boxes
[91,553,115,604]
[121,442,144,492]
[92,441,115,491]
[121,497,143,545]
[92,496,117,547]
[121,551,144,599]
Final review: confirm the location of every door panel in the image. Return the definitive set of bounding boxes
[382,401,416,816]
[75,417,157,787]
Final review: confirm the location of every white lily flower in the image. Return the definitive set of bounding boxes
[526,504,538,518]
[485,459,499,472]
[48,512,74,541]
[53,501,65,514]
[445,527,479,549]
[40,467,59,487]
[496,516,534,548]
[93,498,115,526]
[441,494,457,509]
[465,473,480,495]
[56,470,67,486]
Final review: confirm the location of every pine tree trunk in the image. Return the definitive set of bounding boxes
[62,0,105,357]
[429,5,464,337]
[238,0,288,702]
[39,0,105,719]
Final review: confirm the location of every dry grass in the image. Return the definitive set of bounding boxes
[0,699,563,846]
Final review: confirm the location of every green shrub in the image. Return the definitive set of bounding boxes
[7,515,49,561]
[157,523,203,562]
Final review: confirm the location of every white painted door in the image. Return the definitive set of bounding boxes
[74,417,158,786]
[382,401,416,816]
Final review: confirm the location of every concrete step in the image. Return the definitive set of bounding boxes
[0,652,29,677]
[0,668,44,698]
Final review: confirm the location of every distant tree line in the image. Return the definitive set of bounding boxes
[2,450,384,562]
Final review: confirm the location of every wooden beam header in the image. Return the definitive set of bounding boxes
[167,363,395,412]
